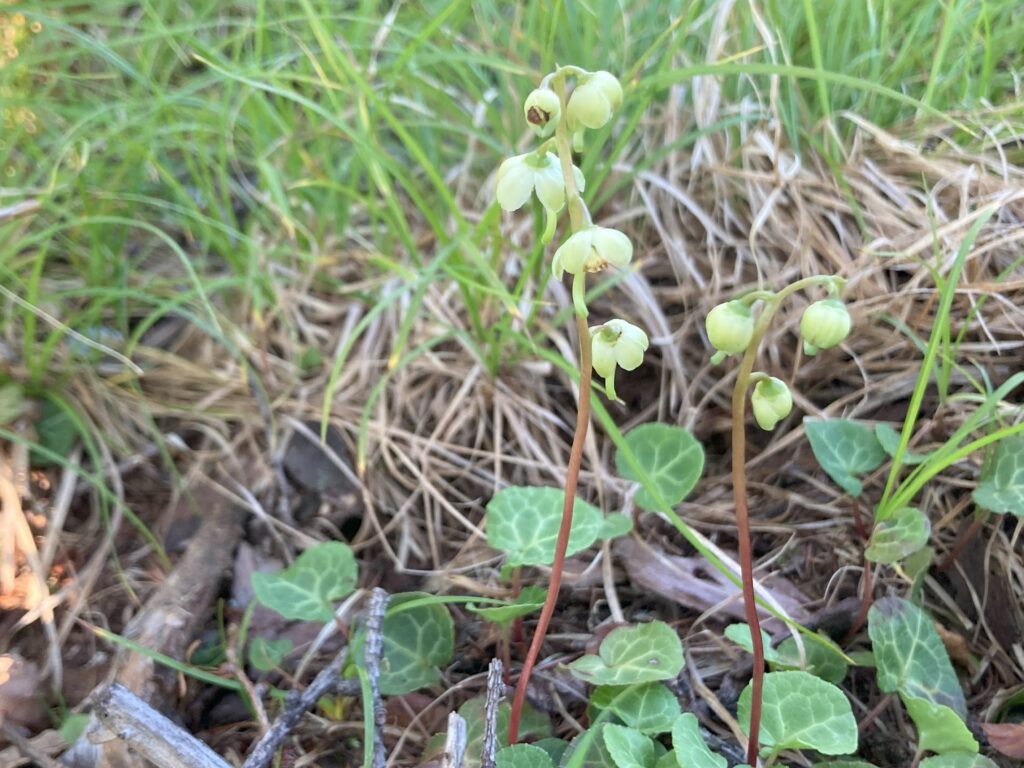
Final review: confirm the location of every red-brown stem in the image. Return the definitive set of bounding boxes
[508,313,592,743]
[732,366,765,766]
[844,560,873,644]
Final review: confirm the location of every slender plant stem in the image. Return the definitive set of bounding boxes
[508,314,592,742]
[729,274,835,766]
[732,344,766,766]
[508,71,593,744]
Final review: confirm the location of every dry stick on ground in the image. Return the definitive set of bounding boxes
[441,712,468,768]
[480,658,505,768]
[92,684,232,768]
[364,588,391,768]
[242,589,388,768]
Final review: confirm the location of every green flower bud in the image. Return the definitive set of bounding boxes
[800,299,851,356]
[495,152,584,213]
[751,376,793,431]
[524,88,561,138]
[590,319,649,402]
[705,300,755,357]
[567,71,623,130]
[551,225,632,279]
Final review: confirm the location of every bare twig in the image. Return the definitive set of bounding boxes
[440,712,468,768]
[480,658,504,768]
[93,684,231,768]
[242,649,361,768]
[364,588,391,768]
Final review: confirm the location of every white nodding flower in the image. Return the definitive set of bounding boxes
[524,88,561,137]
[551,226,632,280]
[751,376,793,431]
[590,319,649,402]
[495,152,584,214]
[800,298,851,356]
[567,71,623,130]
[705,300,755,358]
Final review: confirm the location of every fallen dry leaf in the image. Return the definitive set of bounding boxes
[615,537,811,626]
[982,722,1024,759]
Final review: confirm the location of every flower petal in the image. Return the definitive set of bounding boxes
[592,227,633,268]
[615,339,645,371]
[495,156,534,211]
[534,161,566,212]
[553,230,592,276]
[591,335,618,379]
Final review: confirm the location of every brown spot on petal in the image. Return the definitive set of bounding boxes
[526,106,550,126]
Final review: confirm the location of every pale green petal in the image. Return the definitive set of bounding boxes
[592,227,633,268]
[534,162,566,212]
[616,339,645,371]
[495,156,534,211]
[618,322,649,351]
[567,81,613,130]
[572,164,586,193]
[591,337,618,379]
[554,231,592,275]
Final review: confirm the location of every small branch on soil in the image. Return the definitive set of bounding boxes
[242,648,361,768]
[93,684,231,768]
[481,658,504,768]
[364,588,391,768]
[441,712,468,768]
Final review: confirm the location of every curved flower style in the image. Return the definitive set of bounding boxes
[551,226,632,279]
[751,376,793,431]
[590,319,649,402]
[800,298,851,356]
[495,152,584,214]
[567,70,623,130]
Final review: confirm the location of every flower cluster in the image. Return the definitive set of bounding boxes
[495,66,646,403]
[704,282,851,430]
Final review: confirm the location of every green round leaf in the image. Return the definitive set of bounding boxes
[972,435,1024,516]
[670,713,727,768]
[615,424,704,511]
[725,624,848,684]
[918,755,997,768]
[602,724,656,768]
[875,424,932,465]
[804,418,886,497]
[561,723,618,768]
[251,541,358,622]
[567,622,684,686]
[486,486,624,567]
[903,695,978,755]
[379,593,454,695]
[458,698,550,768]
[496,744,555,768]
[739,671,857,756]
[248,637,292,672]
[865,506,931,564]
[590,683,681,735]
[868,597,966,717]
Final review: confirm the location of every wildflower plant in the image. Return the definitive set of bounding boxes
[494,65,647,742]
[705,274,854,764]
